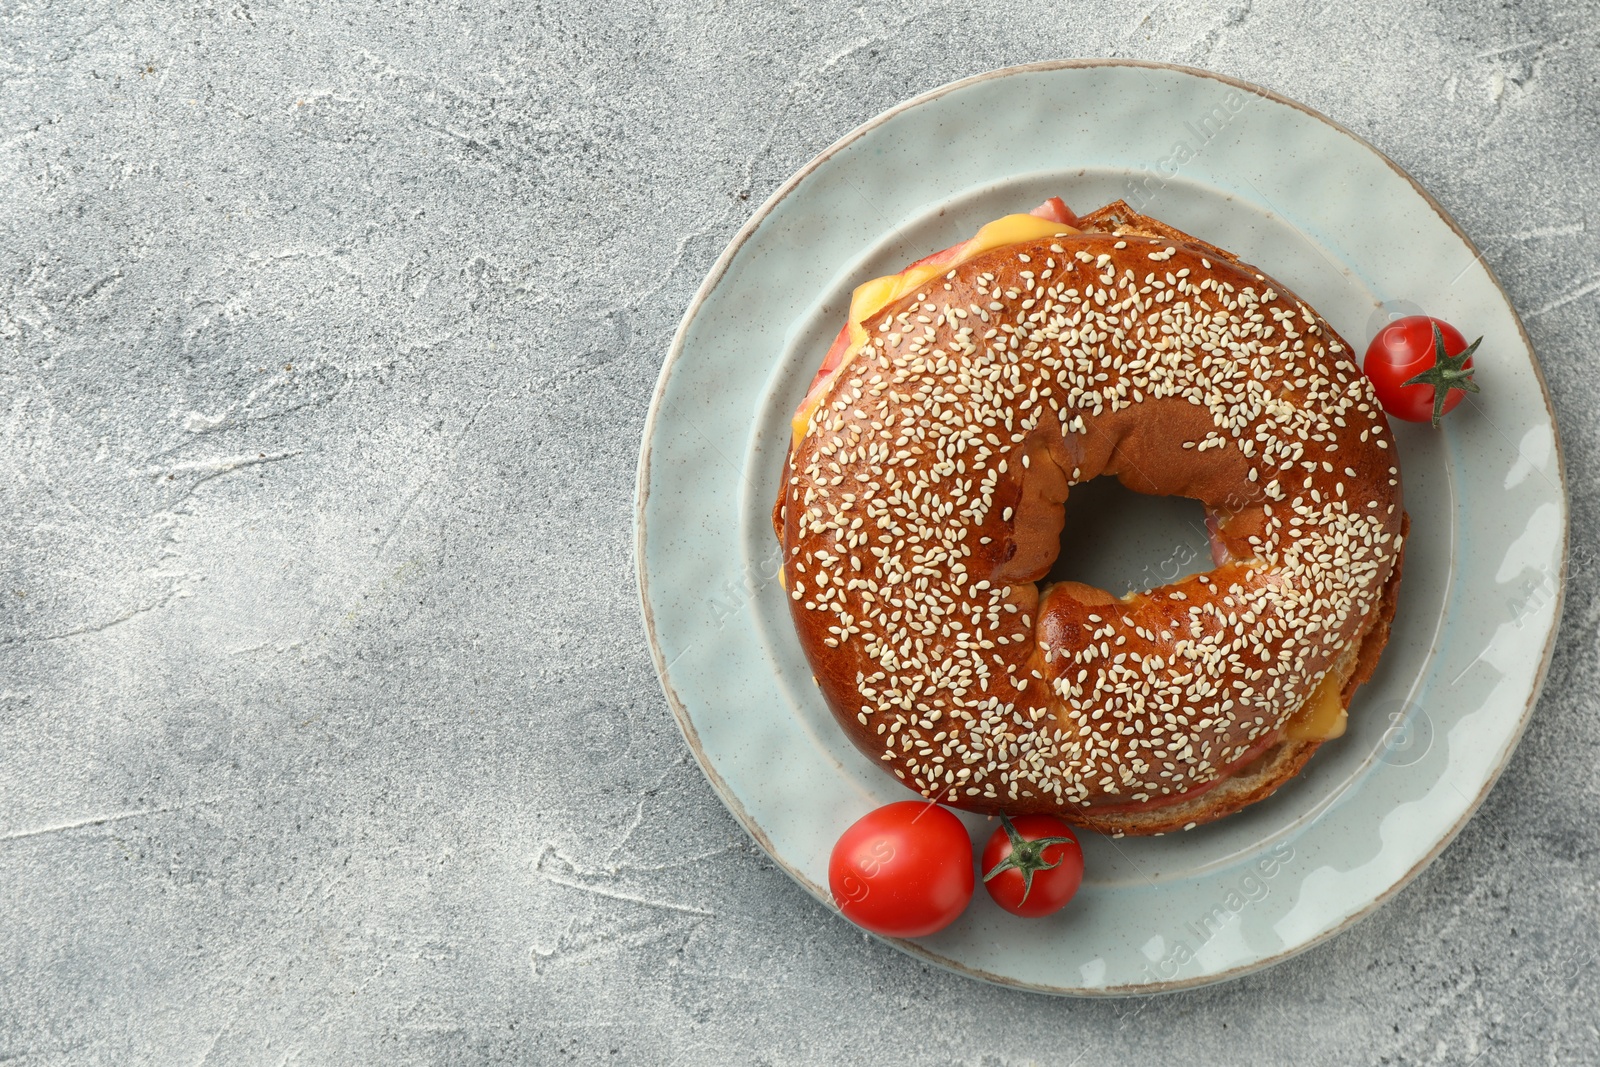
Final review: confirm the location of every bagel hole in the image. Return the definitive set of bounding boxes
[1045,477,1212,596]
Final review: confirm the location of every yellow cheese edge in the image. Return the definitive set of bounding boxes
[791,213,1079,440]
[1282,638,1362,742]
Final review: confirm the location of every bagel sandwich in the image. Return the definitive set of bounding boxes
[773,198,1405,835]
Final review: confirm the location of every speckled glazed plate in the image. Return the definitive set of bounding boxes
[635,60,1566,995]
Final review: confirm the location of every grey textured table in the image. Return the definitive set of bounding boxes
[3,1,1598,1063]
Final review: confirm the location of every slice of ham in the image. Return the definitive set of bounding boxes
[798,324,854,414]
[1205,509,1232,566]
[1029,196,1079,226]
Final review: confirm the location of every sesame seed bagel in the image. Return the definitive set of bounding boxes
[773,202,1405,835]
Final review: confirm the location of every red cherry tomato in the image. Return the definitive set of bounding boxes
[981,814,1084,918]
[828,801,974,937]
[1363,315,1482,426]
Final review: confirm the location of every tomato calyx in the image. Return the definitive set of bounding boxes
[981,813,1079,905]
[1402,323,1482,428]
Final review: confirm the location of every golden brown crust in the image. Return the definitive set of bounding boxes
[1081,526,1406,836]
[774,204,1404,833]
[1342,511,1408,703]
[1068,738,1323,836]
[1076,200,1241,265]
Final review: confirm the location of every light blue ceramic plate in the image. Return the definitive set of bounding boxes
[636,60,1566,995]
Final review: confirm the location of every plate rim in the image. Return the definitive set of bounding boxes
[634,57,1569,996]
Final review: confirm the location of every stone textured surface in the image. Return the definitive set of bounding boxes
[3,0,1598,1063]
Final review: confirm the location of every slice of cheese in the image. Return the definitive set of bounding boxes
[791,213,1079,439]
[1282,639,1362,742]
[1283,669,1349,741]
